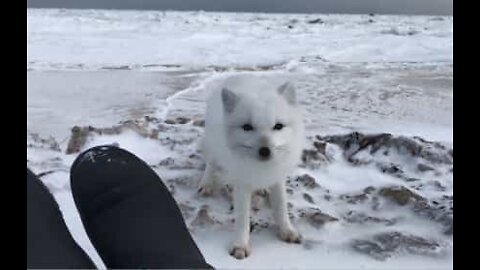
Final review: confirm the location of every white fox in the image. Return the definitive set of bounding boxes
[199,75,304,259]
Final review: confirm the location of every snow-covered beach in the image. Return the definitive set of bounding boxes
[27,9,453,269]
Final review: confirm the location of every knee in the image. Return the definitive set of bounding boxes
[71,145,138,174]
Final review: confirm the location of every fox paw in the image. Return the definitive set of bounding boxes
[229,244,251,260]
[279,228,302,244]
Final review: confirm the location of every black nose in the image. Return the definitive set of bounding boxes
[258,147,271,158]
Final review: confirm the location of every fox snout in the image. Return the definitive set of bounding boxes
[258,146,271,160]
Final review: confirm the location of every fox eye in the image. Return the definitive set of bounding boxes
[242,124,254,132]
[273,123,285,131]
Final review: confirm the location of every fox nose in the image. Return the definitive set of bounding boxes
[258,147,271,159]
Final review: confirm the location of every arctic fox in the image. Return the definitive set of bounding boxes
[199,75,304,259]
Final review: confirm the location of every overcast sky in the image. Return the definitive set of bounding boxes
[27,0,453,16]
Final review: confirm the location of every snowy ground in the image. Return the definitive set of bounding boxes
[27,9,453,269]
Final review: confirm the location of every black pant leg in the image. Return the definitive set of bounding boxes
[27,168,96,269]
[70,146,212,269]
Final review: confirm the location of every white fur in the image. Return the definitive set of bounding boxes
[200,74,304,259]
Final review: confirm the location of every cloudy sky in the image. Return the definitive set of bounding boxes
[27,0,453,15]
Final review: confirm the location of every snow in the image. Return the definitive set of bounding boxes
[28,9,453,70]
[27,8,453,270]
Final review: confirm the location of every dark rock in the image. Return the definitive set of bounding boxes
[301,149,328,168]
[176,117,191,124]
[303,193,315,204]
[193,119,205,127]
[379,186,453,235]
[66,121,157,154]
[340,193,369,204]
[101,65,131,70]
[417,163,435,172]
[296,174,319,189]
[299,208,339,228]
[307,18,324,24]
[378,186,426,206]
[344,211,396,226]
[363,186,376,194]
[66,126,91,154]
[313,141,327,155]
[380,164,403,175]
[250,219,270,233]
[319,132,453,166]
[28,133,61,152]
[164,117,191,125]
[287,202,294,210]
[432,181,447,192]
[352,232,441,261]
[158,157,175,166]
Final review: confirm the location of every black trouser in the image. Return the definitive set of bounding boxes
[27,145,212,269]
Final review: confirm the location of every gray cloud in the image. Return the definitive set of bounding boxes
[27,0,453,16]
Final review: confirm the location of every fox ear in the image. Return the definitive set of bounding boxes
[222,88,238,113]
[278,82,296,105]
